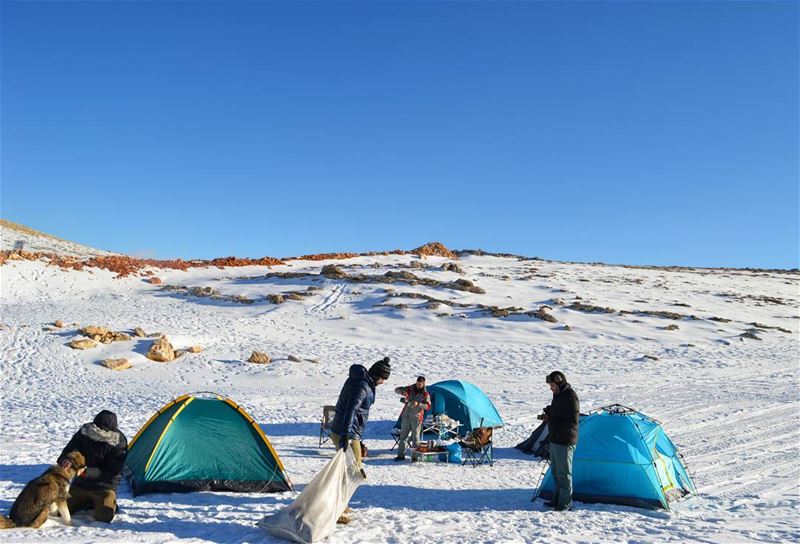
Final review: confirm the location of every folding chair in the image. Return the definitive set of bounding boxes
[390,426,405,450]
[460,426,494,467]
[319,405,337,447]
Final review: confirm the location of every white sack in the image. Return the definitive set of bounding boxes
[259,449,365,543]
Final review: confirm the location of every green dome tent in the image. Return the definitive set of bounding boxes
[124,393,292,496]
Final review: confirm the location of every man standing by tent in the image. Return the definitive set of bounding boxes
[330,357,392,476]
[543,371,579,511]
[394,376,431,462]
[58,410,127,522]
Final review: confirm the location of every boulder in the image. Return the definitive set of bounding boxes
[442,262,464,274]
[147,337,177,362]
[54,320,64,328]
[188,345,202,353]
[69,338,97,350]
[662,324,680,331]
[320,265,347,279]
[80,325,110,337]
[531,307,558,323]
[101,358,131,371]
[149,277,162,285]
[409,260,425,269]
[288,354,302,362]
[248,351,271,364]
[268,294,285,304]
[134,327,147,338]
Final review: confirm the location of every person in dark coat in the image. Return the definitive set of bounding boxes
[542,371,579,511]
[58,410,127,522]
[330,357,391,474]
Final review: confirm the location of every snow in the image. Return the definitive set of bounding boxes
[1,243,798,543]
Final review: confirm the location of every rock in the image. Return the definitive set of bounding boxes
[426,302,441,310]
[531,307,558,323]
[69,338,97,350]
[662,324,680,331]
[101,358,131,371]
[320,265,347,279]
[569,302,616,314]
[285,293,303,301]
[739,330,762,341]
[134,327,147,338]
[441,262,464,274]
[268,294,285,304]
[409,260,425,269]
[643,355,659,361]
[247,351,271,364]
[489,307,510,318]
[562,324,572,331]
[188,345,202,353]
[384,270,418,281]
[288,354,302,362]
[149,277,162,285]
[190,286,216,297]
[80,325,110,337]
[147,332,163,338]
[54,320,64,328]
[454,278,474,288]
[147,337,177,362]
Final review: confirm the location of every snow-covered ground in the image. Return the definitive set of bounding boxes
[1,238,798,543]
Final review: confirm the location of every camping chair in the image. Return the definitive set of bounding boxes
[460,424,494,468]
[319,405,337,447]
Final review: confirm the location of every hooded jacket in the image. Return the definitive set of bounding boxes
[547,383,580,446]
[58,410,128,491]
[330,364,377,440]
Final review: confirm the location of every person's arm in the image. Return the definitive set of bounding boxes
[341,384,369,436]
[58,432,81,464]
[421,391,431,411]
[394,386,407,396]
[97,438,128,481]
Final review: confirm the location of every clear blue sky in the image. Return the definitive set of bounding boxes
[2,1,798,268]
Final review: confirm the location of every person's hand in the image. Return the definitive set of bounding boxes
[400,398,407,404]
[81,467,102,479]
[339,434,350,451]
[412,401,419,407]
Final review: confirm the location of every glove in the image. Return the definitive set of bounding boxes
[81,467,102,479]
[339,434,350,451]
[400,398,407,404]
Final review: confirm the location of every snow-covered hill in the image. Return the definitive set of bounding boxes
[0,226,798,543]
[0,219,116,257]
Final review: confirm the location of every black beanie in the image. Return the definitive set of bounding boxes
[93,410,118,432]
[368,357,391,380]
[546,371,566,385]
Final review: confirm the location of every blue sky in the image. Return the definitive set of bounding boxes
[2,1,798,268]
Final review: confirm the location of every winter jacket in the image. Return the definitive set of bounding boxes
[58,411,127,491]
[394,384,431,423]
[547,383,580,446]
[331,365,377,440]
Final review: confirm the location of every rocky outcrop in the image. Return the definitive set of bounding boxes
[147,337,177,362]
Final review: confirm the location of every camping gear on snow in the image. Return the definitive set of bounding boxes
[124,393,292,496]
[534,404,696,509]
[459,421,494,467]
[259,449,364,544]
[446,442,462,464]
[515,420,550,458]
[319,405,336,447]
[393,380,503,438]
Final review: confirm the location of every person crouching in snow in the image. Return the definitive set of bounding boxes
[394,376,431,462]
[330,357,391,478]
[58,410,127,522]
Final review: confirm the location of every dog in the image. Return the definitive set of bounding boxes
[0,450,86,529]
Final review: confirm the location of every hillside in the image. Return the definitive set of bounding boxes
[0,225,798,543]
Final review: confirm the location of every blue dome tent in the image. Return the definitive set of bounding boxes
[534,404,696,510]
[400,380,503,435]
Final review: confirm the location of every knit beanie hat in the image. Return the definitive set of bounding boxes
[93,410,118,431]
[368,357,391,380]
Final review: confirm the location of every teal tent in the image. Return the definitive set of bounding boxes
[535,404,696,509]
[398,380,503,435]
[124,393,292,496]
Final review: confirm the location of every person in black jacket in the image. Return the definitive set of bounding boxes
[58,410,127,522]
[330,357,391,475]
[542,371,579,511]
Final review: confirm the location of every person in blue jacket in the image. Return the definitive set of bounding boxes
[330,357,391,475]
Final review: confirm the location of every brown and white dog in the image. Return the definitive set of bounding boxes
[0,450,86,529]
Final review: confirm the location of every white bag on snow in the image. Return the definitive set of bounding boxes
[259,449,365,543]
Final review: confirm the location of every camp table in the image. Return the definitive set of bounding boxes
[411,446,449,463]
[422,416,461,441]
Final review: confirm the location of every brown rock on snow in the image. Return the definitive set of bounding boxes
[288,354,302,362]
[80,325,110,337]
[268,294,285,304]
[320,264,347,279]
[134,327,147,338]
[149,277,162,285]
[70,338,97,350]
[248,351,271,364]
[147,336,177,362]
[188,345,202,353]
[54,320,64,328]
[101,358,131,371]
